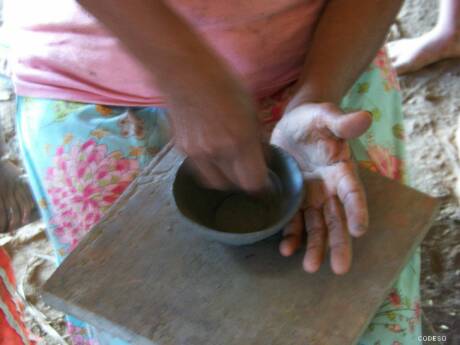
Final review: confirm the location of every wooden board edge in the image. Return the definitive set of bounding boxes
[41,290,156,345]
[350,196,441,345]
[42,153,442,345]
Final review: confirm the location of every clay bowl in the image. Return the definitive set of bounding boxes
[173,145,304,245]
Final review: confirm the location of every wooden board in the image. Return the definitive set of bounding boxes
[42,144,440,345]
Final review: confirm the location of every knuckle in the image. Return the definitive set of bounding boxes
[325,213,341,229]
[329,241,348,251]
[320,102,340,114]
[187,150,206,161]
[206,138,239,158]
[306,242,324,252]
[341,190,360,206]
[307,225,324,236]
[307,229,324,244]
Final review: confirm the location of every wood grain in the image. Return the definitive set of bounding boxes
[43,144,440,345]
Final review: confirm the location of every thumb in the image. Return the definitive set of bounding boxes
[326,110,372,139]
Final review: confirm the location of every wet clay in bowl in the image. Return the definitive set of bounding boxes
[172,145,304,245]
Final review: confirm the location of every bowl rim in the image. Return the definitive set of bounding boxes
[172,144,305,242]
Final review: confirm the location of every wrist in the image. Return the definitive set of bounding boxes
[168,71,255,123]
[286,82,343,113]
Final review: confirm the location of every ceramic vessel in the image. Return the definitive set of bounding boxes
[172,144,304,245]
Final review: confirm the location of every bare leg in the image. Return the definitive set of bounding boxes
[387,0,460,74]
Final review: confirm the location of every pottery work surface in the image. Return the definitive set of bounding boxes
[43,144,439,345]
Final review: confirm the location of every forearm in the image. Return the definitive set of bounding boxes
[77,0,247,110]
[78,0,267,192]
[288,0,403,110]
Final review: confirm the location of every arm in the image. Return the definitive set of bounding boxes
[77,0,268,192]
[272,0,403,274]
[288,0,403,108]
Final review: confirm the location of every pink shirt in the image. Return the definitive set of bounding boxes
[7,0,326,106]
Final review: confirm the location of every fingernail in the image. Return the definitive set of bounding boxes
[354,224,367,237]
[279,242,291,257]
[303,260,319,273]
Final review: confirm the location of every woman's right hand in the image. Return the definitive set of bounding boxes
[170,81,269,193]
[76,0,268,193]
[0,160,35,232]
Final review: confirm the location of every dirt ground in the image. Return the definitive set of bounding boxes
[0,0,458,344]
[393,1,460,344]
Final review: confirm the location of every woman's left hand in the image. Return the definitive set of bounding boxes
[271,102,372,274]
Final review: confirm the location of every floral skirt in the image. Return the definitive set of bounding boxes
[16,49,421,345]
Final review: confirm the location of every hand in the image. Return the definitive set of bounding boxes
[0,160,35,232]
[79,0,269,193]
[170,82,268,193]
[271,102,372,274]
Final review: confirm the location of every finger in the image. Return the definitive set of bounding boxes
[279,212,303,257]
[325,110,372,140]
[303,207,327,273]
[231,143,268,193]
[324,196,352,275]
[190,159,232,190]
[336,169,368,237]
